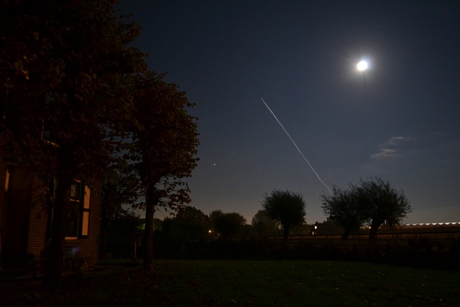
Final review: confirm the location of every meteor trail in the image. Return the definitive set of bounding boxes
[261,97,332,194]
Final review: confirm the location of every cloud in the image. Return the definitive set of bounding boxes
[371,148,399,159]
[386,136,410,146]
[370,136,410,160]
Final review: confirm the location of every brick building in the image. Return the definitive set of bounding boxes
[0,133,101,271]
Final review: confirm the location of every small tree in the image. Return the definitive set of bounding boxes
[322,178,411,241]
[261,190,306,242]
[321,186,366,240]
[251,210,279,239]
[162,205,210,241]
[353,177,411,241]
[210,210,246,240]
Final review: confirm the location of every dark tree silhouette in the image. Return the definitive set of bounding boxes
[354,177,411,241]
[262,190,306,242]
[322,178,411,241]
[210,210,246,240]
[100,168,140,259]
[0,0,146,285]
[251,210,280,239]
[162,206,210,241]
[127,71,199,270]
[321,186,366,240]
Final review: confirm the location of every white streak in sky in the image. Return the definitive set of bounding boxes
[261,97,332,194]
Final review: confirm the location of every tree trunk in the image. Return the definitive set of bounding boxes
[282,226,289,258]
[44,174,72,287]
[142,191,155,270]
[342,228,352,240]
[368,220,382,242]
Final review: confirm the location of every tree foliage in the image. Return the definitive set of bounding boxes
[1,0,145,175]
[101,212,140,259]
[251,210,279,238]
[162,206,210,241]
[354,177,411,241]
[127,71,199,269]
[100,169,140,258]
[0,0,146,285]
[261,190,306,241]
[321,186,365,240]
[210,210,247,240]
[321,177,411,241]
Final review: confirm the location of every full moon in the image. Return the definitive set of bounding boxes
[357,60,368,71]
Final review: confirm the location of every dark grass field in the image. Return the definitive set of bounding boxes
[1,260,459,306]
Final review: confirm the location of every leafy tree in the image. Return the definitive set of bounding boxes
[100,168,140,258]
[162,205,210,241]
[137,218,163,232]
[322,178,411,241]
[321,186,366,240]
[127,71,199,270]
[353,177,411,241]
[175,205,209,225]
[103,211,140,259]
[153,218,163,232]
[251,210,279,238]
[290,223,310,236]
[210,210,247,240]
[314,219,345,235]
[261,190,307,242]
[0,0,146,285]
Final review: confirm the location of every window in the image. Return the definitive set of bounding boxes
[4,168,10,192]
[65,181,91,239]
[82,186,91,236]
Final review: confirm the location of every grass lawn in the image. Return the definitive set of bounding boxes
[1,260,459,306]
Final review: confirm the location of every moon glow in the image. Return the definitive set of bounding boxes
[357,60,368,71]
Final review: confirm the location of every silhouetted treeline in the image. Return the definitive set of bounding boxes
[101,206,460,270]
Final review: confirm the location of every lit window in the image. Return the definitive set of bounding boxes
[81,186,91,236]
[65,181,91,239]
[4,168,10,192]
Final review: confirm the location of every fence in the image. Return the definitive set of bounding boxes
[269,229,460,241]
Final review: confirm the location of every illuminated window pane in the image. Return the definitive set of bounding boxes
[70,184,79,199]
[84,186,91,209]
[65,181,91,239]
[4,168,10,192]
[82,212,90,236]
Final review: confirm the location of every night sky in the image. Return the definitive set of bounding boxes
[118,1,460,224]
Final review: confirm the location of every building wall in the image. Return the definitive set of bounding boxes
[26,175,49,257]
[0,137,6,259]
[0,170,5,267]
[0,132,102,270]
[0,132,9,247]
[3,166,33,267]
